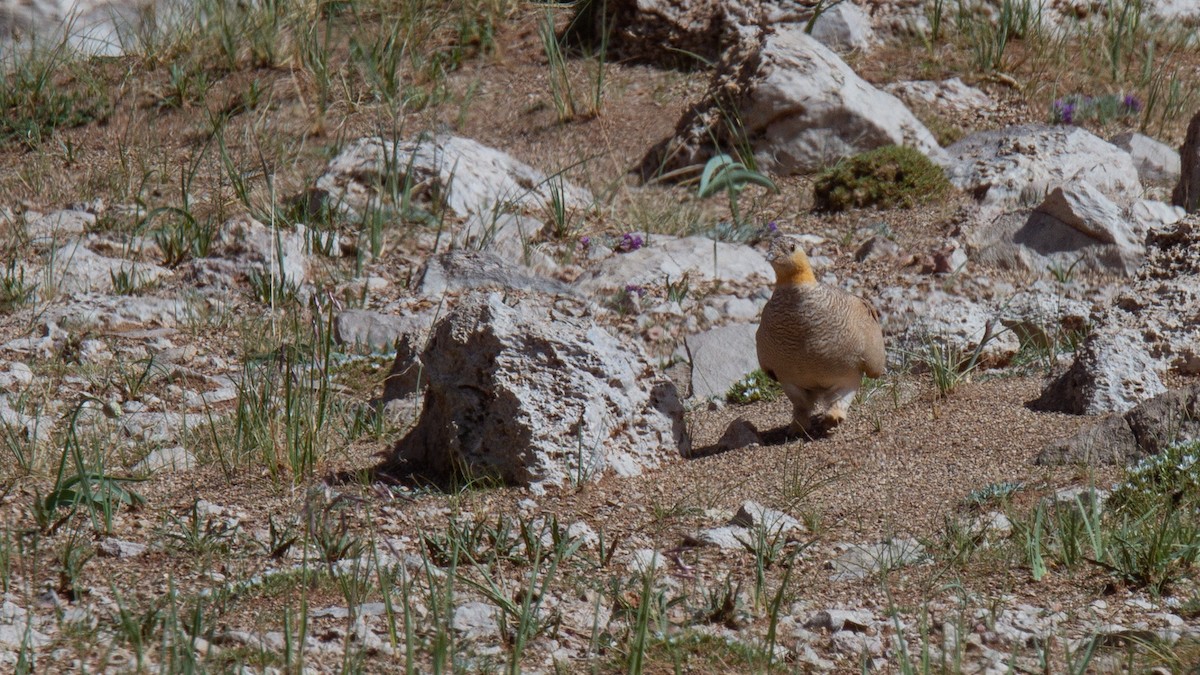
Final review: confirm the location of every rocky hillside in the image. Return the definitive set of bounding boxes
[1,0,1199,671]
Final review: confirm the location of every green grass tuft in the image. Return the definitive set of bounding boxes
[726,369,782,405]
[812,145,951,213]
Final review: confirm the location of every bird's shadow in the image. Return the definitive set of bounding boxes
[687,424,825,459]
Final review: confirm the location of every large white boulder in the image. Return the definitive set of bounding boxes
[742,28,945,173]
[313,135,592,222]
[391,293,689,492]
[946,125,1143,211]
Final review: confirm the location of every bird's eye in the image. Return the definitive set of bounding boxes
[789,244,796,252]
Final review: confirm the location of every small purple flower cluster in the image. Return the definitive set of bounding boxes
[1052,93,1144,126]
[578,236,591,249]
[1052,99,1076,124]
[616,232,644,253]
[624,284,647,298]
[766,221,779,234]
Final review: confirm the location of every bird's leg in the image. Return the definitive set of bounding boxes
[812,386,859,434]
[781,384,816,437]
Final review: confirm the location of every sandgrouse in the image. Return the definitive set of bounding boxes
[756,235,886,436]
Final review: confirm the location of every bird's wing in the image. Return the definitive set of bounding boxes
[855,295,881,324]
[852,294,887,378]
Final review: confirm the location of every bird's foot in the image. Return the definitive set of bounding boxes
[786,414,840,440]
[806,411,846,438]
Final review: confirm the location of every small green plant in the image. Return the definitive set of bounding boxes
[57,528,95,601]
[0,260,37,312]
[964,481,1024,509]
[150,211,215,268]
[246,269,301,306]
[163,500,237,557]
[38,405,146,533]
[255,515,299,560]
[157,62,211,110]
[538,9,579,122]
[110,267,151,295]
[1047,257,1082,285]
[812,145,951,212]
[0,40,110,148]
[698,153,779,227]
[726,369,783,404]
[310,506,365,568]
[664,273,690,304]
[916,320,1003,398]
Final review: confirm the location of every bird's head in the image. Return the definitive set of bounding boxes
[765,235,816,286]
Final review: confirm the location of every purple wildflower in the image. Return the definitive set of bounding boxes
[616,232,644,253]
[578,236,591,249]
[1122,94,1143,113]
[1052,99,1075,125]
[767,221,779,233]
[624,284,647,298]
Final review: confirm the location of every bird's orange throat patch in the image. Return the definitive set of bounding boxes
[777,252,817,286]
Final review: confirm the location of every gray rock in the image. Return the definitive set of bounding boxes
[1173,110,1200,212]
[715,417,761,453]
[690,525,753,550]
[98,538,147,558]
[132,445,196,473]
[576,235,771,294]
[206,215,309,286]
[970,511,1013,539]
[688,498,803,549]
[310,603,388,619]
[1031,327,1166,415]
[25,209,93,247]
[831,630,883,657]
[45,242,171,296]
[0,623,49,650]
[730,500,805,536]
[460,213,559,274]
[998,286,1091,349]
[419,249,572,297]
[992,181,1145,276]
[628,548,667,574]
[885,77,995,113]
[807,1,876,53]
[567,0,771,66]
[382,332,429,401]
[335,309,433,353]
[1038,384,1200,465]
[0,0,150,56]
[312,134,591,222]
[1110,131,1181,185]
[117,411,212,445]
[742,28,944,173]
[887,289,1019,368]
[41,295,194,332]
[1035,182,1141,249]
[828,539,925,581]
[0,363,33,392]
[0,395,50,444]
[854,236,902,262]
[946,125,1143,211]
[392,293,688,491]
[1129,199,1186,234]
[686,323,759,401]
[805,609,875,633]
[1060,217,1200,379]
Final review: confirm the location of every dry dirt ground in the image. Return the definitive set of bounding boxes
[1,2,1200,672]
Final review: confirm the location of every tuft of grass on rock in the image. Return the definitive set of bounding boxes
[726,369,782,404]
[812,145,951,212]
